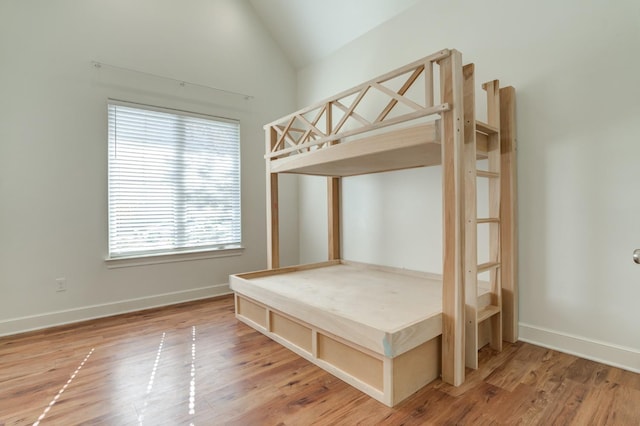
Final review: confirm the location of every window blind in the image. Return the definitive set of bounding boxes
[108,102,241,258]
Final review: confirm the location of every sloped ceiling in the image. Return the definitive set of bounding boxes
[249,0,420,69]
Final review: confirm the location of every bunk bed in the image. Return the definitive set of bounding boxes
[230,49,518,407]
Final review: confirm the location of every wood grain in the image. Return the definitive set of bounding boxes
[484,79,503,352]
[499,86,519,343]
[439,49,466,386]
[0,296,637,425]
[327,176,341,260]
[462,62,479,370]
[269,122,441,176]
[264,50,450,159]
[231,262,443,357]
[266,126,280,269]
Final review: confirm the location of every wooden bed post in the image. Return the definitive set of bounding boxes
[266,127,280,269]
[483,80,503,353]
[326,97,341,262]
[462,63,479,370]
[327,177,341,260]
[499,87,518,342]
[439,49,466,386]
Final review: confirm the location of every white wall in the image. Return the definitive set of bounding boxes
[0,0,298,334]
[297,0,640,371]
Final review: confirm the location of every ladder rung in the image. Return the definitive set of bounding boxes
[477,262,500,273]
[476,120,499,135]
[477,304,501,322]
[477,217,500,224]
[476,170,500,178]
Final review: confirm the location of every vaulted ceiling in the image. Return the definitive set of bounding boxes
[248,0,420,69]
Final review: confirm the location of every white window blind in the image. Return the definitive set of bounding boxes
[108,101,241,258]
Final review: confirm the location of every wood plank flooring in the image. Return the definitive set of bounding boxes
[0,295,638,425]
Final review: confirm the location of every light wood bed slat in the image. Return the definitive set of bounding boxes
[476,120,499,135]
[478,261,500,273]
[477,170,500,178]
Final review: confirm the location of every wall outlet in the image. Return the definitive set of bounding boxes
[55,277,67,292]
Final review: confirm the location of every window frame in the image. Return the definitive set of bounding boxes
[105,99,243,264]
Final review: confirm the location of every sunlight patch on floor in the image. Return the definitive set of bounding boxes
[137,332,166,425]
[33,347,95,426]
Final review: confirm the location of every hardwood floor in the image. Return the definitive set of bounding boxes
[0,296,638,425]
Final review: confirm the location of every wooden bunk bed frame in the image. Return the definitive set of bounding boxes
[230,49,518,407]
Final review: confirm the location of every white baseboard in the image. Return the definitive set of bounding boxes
[0,283,232,338]
[519,323,640,374]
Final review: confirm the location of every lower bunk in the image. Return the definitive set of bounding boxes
[230,260,453,406]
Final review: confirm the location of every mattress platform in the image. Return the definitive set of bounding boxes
[230,261,447,406]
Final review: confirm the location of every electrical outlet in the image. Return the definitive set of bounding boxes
[55,277,67,292]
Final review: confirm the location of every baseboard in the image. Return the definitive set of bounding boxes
[519,323,640,374]
[0,283,232,338]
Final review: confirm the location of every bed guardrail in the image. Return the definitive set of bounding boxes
[265,49,452,160]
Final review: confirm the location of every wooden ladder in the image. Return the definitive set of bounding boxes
[463,64,503,369]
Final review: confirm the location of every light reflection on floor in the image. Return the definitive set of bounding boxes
[189,325,196,416]
[33,347,95,426]
[32,326,201,425]
[137,332,166,426]
[189,325,197,426]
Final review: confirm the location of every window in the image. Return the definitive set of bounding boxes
[107,101,241,259]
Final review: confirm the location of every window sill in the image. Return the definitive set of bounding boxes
[105,246,244,269]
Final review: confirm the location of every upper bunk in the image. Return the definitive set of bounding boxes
[264,49,499,177]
